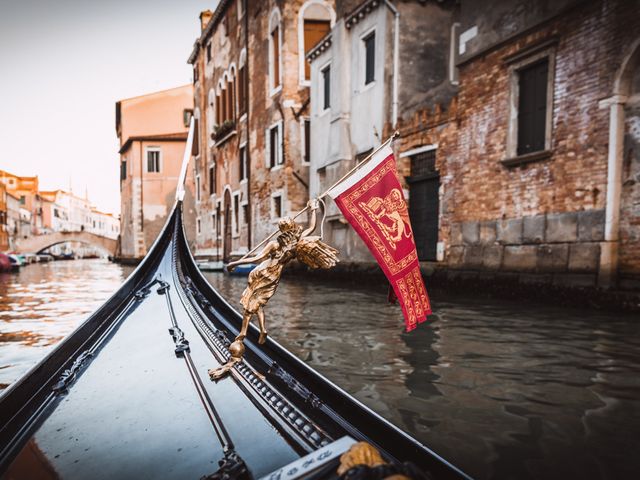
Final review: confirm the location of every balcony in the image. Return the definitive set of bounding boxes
[211,120,236,146]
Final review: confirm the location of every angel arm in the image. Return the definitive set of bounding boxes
[227,242,276,269]
[301,199,320,238]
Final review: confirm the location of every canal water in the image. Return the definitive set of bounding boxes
[1,259,639,480]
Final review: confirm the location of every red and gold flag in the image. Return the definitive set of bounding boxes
[328,145,431,331]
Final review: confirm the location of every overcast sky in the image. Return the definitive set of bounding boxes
[0,0,214,214]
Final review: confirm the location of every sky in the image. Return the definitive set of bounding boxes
[0,0,215,214]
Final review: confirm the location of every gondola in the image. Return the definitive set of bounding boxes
[0,127,472,480]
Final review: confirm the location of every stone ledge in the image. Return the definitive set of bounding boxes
[500,149,552,167]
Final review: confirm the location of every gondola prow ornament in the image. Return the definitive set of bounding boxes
[208,199,339,380]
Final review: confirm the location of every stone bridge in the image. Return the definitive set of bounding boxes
[14,231,118,256]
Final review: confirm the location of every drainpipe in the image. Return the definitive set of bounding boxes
[384,0,399,128]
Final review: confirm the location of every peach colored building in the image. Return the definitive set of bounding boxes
[0,169,43,236]
[116,85,195,261]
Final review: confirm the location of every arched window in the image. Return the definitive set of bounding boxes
[238,48,247,115]
[268,8,282,92]
[221,73,229,123]
[229,64,237,121]
[216,82,223,126]
[298,1,334,84]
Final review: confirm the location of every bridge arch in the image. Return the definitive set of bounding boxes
[14,231,117,256]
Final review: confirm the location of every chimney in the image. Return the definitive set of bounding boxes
[200,10,213,31]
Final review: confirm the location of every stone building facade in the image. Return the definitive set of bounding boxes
[439,0,640,289]
[308,0,640,290]
[307,0,458,262]
[189,0,335,261]
[116,85,195,261]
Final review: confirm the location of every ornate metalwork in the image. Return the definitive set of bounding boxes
[209,200,339,380]
[52,350,94,393]
[201,450,251,480]
[177,277,331,450]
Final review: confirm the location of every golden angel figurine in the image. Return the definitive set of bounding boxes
[209,199,339,380]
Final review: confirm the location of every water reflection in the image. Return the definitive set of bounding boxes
[1,263,639,479]
[204,272,640,480]
[0,259,132,390]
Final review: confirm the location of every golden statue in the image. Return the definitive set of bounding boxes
[209,199,339,380]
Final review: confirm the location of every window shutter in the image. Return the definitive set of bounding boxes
[265,128,271,168]
[517,58,548,155]
[278,121,284,165]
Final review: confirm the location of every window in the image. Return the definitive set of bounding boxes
[146,148,161,173]
[242,203,249,225]
[272,194,283,219]
[183,109,193,127]
[269,9,282,92]
[206,43,212,63]
[364,31,375,85]
[239,145,248,181]
[266,123,283,168]
[303,20,331,80]
[196,175,201,202]
[321,64,331,110]
[233,194,240,234]
[209,165,216,195]
[238,65,247,114]
[197,218,201,234]
[517,58,549,155]
[271,26,281,89]
[303,118,311,164]
[120,160,127,181]
[449,23,460,85]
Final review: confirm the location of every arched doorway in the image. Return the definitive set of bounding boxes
[223,189,232,262]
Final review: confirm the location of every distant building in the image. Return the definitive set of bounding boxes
[5,192,21,248]
[88,208,119,240]
[0,169,43,236]
[115,85,195,261]
[188,0,335,261]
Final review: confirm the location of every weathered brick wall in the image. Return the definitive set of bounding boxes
[248,0,331,244]
[434,0,640,285]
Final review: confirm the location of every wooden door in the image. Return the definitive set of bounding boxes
[408,149,440,261]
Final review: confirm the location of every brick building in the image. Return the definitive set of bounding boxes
[116,85,195,262]
[308,0,639,290]
[428,0,640,289]
[189,0,335,262]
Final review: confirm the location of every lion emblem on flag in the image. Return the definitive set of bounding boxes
[358,188,413,249]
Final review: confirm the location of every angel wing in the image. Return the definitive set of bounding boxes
[296,236,339,269]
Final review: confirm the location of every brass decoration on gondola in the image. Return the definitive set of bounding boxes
[338,442,411,480]
[208,199,339,381]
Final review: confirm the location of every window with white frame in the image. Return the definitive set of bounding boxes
[301,118,311,164]
[363,30,375,85]
[298,1,333,83]
[242,202,249,225]
[271,193,283,219]
[506,46,555,159]
[146,147,161,173]
[265,121,283,169]
[239,144,248,181]
[321,64,331,110]
[269,8,282,92]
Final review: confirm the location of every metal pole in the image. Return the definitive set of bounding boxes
[235,131,399,261]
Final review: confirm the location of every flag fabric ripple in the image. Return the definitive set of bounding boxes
[328,145,431,331]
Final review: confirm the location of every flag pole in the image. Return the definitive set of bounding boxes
[234,131,400,262]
